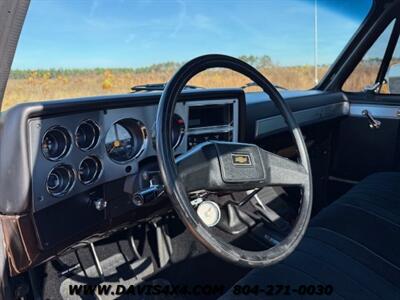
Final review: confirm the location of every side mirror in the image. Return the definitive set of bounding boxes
[387,64,400,94]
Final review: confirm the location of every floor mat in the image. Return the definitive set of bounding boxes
[60,254,154,300]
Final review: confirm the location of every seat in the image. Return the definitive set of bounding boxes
[220,172,400,299]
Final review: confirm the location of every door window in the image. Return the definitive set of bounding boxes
[342,20,397,93]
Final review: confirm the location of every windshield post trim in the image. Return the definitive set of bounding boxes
[0,0,30,110]
[375,18,400,91]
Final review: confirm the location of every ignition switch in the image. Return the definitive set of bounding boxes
[124,163,165,206]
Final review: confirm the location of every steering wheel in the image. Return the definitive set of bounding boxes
[156,54,312,267]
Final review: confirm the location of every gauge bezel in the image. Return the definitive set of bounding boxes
[78,156,103,185]
[152,113,185,150]
[46,164,76,197]
[75,119,101,151]
[41,126,72,161]
[105,118,148,164]
[171,114,185,149]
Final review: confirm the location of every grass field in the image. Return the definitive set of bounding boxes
[2,60,379,111]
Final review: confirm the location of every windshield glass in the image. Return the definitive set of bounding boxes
[3,0,372,110]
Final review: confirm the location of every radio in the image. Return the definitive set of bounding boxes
[186,99,238,149]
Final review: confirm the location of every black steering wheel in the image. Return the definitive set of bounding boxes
[156,54,312,267]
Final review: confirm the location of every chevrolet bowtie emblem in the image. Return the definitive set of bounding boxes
[231,153,252,166]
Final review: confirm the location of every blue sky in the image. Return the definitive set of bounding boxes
[11,0,372,70]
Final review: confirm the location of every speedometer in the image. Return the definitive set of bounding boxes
[105,119,147,163]
[152,114,185,150]
[171,114,185,149]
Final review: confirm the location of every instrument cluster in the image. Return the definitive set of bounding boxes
[38,114,187,199]
[28,98,238,211]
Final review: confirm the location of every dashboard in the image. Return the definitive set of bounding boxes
[0,88,349,274]
[28,98,239,211]
[0,88,348,216]
[0,89,244,254]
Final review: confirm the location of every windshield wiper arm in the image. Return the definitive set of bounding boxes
[241,81,287,90]
[131,83,203,93]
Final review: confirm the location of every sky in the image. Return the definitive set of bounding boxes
[11,0,373,70]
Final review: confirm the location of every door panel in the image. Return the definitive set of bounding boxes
[331,95,400,182]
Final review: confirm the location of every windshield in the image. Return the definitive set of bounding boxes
[2,0,372,110]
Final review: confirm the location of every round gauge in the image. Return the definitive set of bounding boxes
[46,164,75,197]
[196,201,221,227]
[78,156,102,185]
[171,114,185,149]
[105,119,147,163]
[152,114,185,150]
[42,126,71,161]
[76,120,100,151]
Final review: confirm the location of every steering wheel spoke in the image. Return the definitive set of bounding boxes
[176,142,220,192]
[260,148,308,187]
